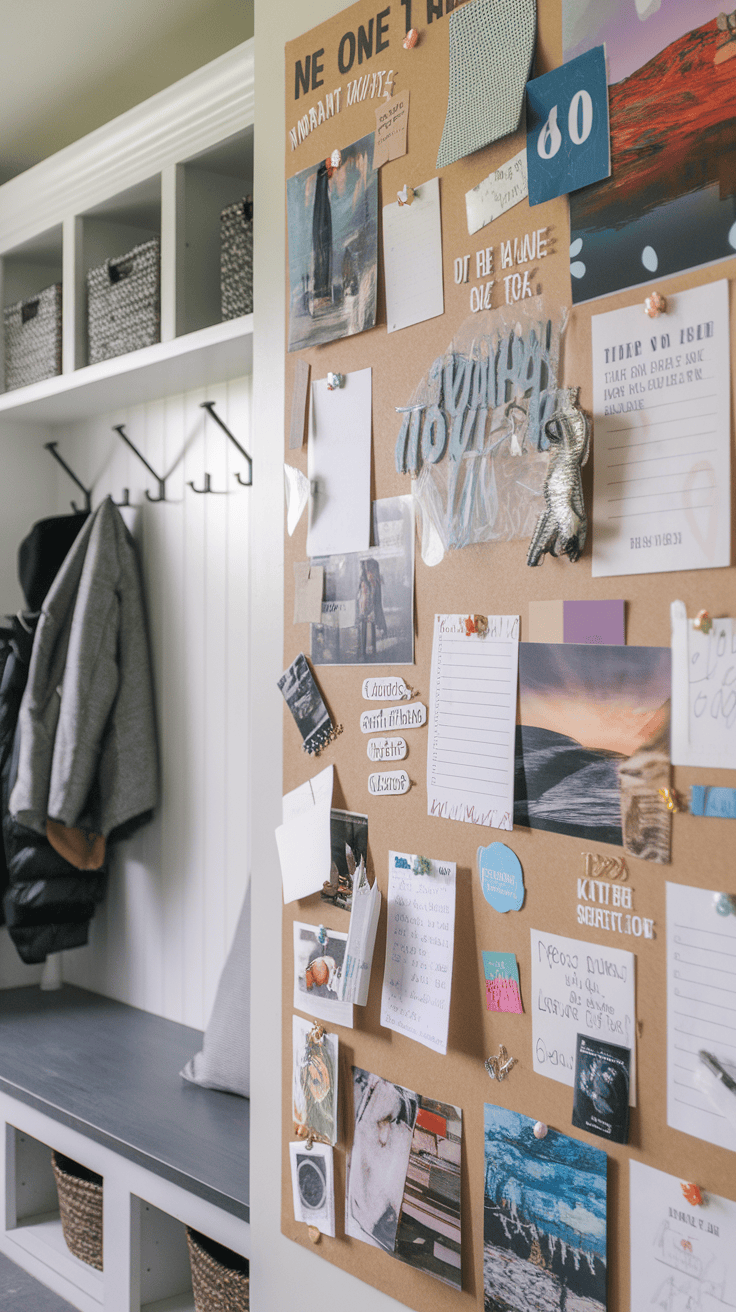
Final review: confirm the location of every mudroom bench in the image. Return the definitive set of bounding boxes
[0,985,249,1312]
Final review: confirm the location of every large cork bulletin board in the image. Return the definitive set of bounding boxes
[281,2,736,1308]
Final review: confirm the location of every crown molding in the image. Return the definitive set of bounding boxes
[0,40,254,255]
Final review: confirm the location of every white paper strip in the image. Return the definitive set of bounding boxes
[360,703,426,733]
[367,736,407,762]
[465,147,528,235]
[362,676,413,700]
[368,770,410,795]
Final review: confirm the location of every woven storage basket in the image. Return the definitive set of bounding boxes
[220,199,253,320]
[3,283,62,391]
[51,1151,103,1271]
[186,1228,249,1312]
[87,237,160,365]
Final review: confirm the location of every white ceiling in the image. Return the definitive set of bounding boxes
[0,0,252,183]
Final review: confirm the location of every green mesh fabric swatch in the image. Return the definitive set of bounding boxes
[436,0,536,170]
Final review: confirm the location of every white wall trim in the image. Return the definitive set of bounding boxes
[0,41,254,255]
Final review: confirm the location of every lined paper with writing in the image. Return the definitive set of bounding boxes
[666,881,736,1151]
[427,614,519,829]
[591,280,730,577]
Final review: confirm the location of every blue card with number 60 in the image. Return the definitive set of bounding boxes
[526,46,610,206]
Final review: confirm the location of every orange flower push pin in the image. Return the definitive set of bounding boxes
[658,787,684,814]
[694,609,713,634]
[403,27,419,47]
[680,1182,705,1207]
[644,291,667,318]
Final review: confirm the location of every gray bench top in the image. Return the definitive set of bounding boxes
[0,985,249,1223]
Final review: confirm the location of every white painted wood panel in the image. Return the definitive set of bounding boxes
[0,377,251,1029]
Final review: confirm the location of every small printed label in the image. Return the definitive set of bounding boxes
[368,770,410,795]
[362,677,413,701]
[367,736,407,762]
[477,842,525,912]
[360,703,427,733]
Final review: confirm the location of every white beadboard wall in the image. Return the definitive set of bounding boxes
[0,375,251,1031]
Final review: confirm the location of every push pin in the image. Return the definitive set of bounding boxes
[317,924,328,946]
[397,184,415,206]
[463,614,488,636]
[680,1182,705,1207]
[694,609,713,634]
[644,291,667,318]
[308,1225,322,1243]
[326,372,344,391]
[658,786,684,813]
[413,855,431,877]
[330,149,341,169]
[533,1122,548,1140]
[714,892,736,917]
[403,27,419,47]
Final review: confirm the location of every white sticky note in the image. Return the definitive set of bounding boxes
[591,280,731,577]
[381,851,456,1054]
[276,765,333,903]
[284,464,309,536]
[307,368,372,557]
[531,928,636,1104]
[666,881,736,1151]
[382,177,444,334]
[671,600,736,768]
[465,148,528,235]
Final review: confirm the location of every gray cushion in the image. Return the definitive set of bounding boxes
[181,882,250,1098]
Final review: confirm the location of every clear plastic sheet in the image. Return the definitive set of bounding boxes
[394,299,568,565]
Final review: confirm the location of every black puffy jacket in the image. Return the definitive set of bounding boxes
[0,513,107,965]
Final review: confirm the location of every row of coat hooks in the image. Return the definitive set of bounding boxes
[45,401,252,511]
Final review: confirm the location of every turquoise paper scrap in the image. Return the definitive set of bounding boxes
[477,842,525,912]
[436,0,536,170]
[483,951,523,1013]
[526,46,611,207]
[691,786,736,819]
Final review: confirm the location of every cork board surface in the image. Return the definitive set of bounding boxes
[281,3,736,1308]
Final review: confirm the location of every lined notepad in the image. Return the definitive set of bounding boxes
[427,614,519,829]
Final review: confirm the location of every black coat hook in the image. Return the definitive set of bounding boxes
[188,473,214,494]
[200,401,253,487]
[45,442,92,513]
[112,424,167,502]
[112,488,131,507]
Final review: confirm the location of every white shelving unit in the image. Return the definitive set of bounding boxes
[0,40,254,424]
[0,38,254,1310]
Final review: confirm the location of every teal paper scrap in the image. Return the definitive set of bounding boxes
[436,0,536,170]
[483,951,523,1013]
[691,786,736,819]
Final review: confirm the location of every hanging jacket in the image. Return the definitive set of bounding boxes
[10,496,158,844]
[0,511,103,962]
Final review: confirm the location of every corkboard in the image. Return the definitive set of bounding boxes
[281,3,736,1308]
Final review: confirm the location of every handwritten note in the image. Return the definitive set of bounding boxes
[382,176,444,334]
[671,601,736,768]
[630,1162,736,1311]
[381,851,456,1054]
[591,280,731,577]
[373,91,409,168]
[465,147,528,235]
[427,614,519,829]
[531,928,636,1103]
[666,881,736,1151]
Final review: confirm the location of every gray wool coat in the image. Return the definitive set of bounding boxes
[10,497,158,838]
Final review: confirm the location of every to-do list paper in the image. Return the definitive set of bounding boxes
[427,614,519,828]
[381,851,456,1054]
[591,279,731,577]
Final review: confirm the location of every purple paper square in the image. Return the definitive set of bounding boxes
[563,600,624,646]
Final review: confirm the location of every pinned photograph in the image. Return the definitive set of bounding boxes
[394,1095,462,1289]
[346,1068,418,1252]
[311,497,414,667]
[287,132,378,351]
[292,1015,339,1146]
[514,642,671,863]
[293,922,353,1028]
[484,1106,607,1311]
[289,1140,336,1236]
[573,1034,630,1144]
[322,809,368,911]
[278,652,335,755]
[346,1069,463,1287]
